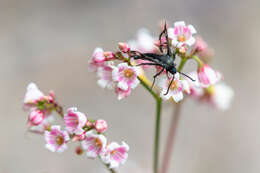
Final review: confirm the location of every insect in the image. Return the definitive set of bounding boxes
[129,23,195,95]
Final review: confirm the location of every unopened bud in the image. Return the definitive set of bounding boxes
[95,119,108,133]
[28,109,45,126]
[118,42,130,53]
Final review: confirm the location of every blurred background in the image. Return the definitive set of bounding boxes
[0,0,260,172]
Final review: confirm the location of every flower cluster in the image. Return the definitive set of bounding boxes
[89,20,234,110]
[23,83,129,169]
[89,46,141,100]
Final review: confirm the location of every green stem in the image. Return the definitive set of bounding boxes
[138,76,162,173]
[177,58,187,72]
[192,55,204,68]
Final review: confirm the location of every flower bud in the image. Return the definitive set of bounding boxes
[75,146,84,155]
[95,119,108,133]
[28,109,45,126]
[104,51,115,60]
[118,42,130,53]
[197,64,221,87]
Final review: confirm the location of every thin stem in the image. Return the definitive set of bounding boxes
[161,102,182,173]
[177,58,187,72]
[154,98,162,173]
[192,55,204,68]
[138,76,162,173]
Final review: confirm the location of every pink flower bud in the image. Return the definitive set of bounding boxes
[75,146,84,155]
[194,37,208,53]
[118,42,130,53]
[28,109,45,126]
[95,119,108,133]
[104,51,115,60]
[197,64,221,87]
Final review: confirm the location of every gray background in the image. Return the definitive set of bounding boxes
[0,0,260,172]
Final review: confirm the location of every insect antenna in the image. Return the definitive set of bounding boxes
[178,72,195,81]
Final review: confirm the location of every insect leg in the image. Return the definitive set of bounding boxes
[151,67,165,89]
[136,63,162,66]
[164,75,175,95]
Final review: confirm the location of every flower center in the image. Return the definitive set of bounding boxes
[169,80,178,90]
[177,35,186,42]
[111,149,117,155]
[95,138,103,148]
[55,135,64,146]
[123,69,134,79]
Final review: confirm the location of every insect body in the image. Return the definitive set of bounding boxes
[129,23,194,95]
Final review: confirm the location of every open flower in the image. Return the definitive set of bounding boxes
[81,130,107,158]
[112,63,140,91]
[168,21,196,47]
[24,83,44,106]
[89,48,106,71]
[185,71,204,98]
[158,73,190,102]
[197,64,222,87]
[64,107,87,135]
[97,65,115,89]
[44,125,70,153]
[101,141,129,169]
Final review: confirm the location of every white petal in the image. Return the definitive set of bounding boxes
[118,81,128,91]
[57,144,67,153]
[45,144,56,152]
[97,79,108,89]
[112,68,119,81]
[172,92,183,102]
[188,25,196,34]
[167,28,174,39]
[186,37,196,46]
[160,90,173,100]
[130,79,140,89]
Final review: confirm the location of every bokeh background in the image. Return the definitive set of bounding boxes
[1,0,260,172]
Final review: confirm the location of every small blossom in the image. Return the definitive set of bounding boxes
[24,83,44,105]
[112,63,140,91]
[115,86,132,100]
[44,125,70,153]
[95,119,108,133]
[89,48,106,71]
[158,73,190,102]
[210,83,234,110]
[81,130,107,158]
[97,65,115,89]
[168,21,196,47]
[28,109,45,126]
[101,141,129,169]
[197,64,222,87]
[64,107,87,135]
[103,51,115,60]
[118,42,130,53]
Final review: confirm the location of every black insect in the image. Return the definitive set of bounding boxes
[129,23,194,95]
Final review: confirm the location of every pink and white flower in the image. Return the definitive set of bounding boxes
[95,119,108,133]
[64,107,87,135]
[101,141,129,168]
[24,83,44,105]
[97,65,115,89]
[112,63,140,91]
[44,125,70,153]
[89,48,106,72]
[168,21,196,47]
[115,86,132,100]
[28,109,45,126]
[158,73,190,102]
[197,64,222,87]
[81,130,107,158]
